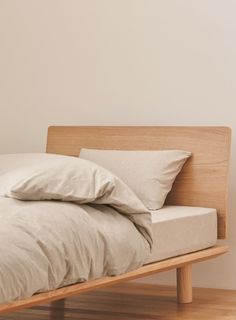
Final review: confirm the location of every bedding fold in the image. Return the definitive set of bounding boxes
[0,154,152,304]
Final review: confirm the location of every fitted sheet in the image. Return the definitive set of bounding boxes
[147,205,217,263]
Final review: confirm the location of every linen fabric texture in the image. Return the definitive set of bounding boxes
[79,149,191,210]
[0,153,152,303]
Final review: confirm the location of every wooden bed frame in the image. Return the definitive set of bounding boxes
[0,126,231,318]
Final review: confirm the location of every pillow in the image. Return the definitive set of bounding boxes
[79,149,191,210]
[0,153,147,213]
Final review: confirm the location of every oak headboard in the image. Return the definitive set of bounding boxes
[46,126,231,239]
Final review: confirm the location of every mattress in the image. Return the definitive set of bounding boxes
[147,205,217,264]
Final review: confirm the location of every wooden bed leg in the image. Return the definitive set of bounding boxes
[177,264,192,303]
[50,299,65,320]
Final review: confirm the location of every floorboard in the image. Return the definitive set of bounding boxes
[1,282,236,320]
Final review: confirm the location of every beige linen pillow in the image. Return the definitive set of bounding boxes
[79,149,191,210]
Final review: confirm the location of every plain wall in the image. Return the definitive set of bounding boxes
[0,0,235,289]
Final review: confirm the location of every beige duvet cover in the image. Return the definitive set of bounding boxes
[0,155,152,304]
[0,198,151,304]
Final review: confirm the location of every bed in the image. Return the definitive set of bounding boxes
[0,126,231,318]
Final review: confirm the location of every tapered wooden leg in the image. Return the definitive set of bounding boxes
[177,264,192,303]
[50,299,65,320]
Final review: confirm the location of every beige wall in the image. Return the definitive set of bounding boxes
[0,1,236,289]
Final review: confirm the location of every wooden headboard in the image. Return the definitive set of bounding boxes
[46,126,231,239]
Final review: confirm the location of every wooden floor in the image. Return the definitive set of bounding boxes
[1,282,236,320]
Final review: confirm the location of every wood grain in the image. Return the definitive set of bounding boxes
[1,282,236,320]
[177,264,192,303]
[46,126,231,239]
[0,245,228,315]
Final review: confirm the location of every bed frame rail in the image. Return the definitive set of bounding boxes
[0,245,229,316]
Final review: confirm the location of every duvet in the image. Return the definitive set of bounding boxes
[0,154,152,304]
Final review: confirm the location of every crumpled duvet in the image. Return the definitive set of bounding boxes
[0,155,152,304]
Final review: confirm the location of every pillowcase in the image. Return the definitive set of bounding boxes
[79,149,191,210]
